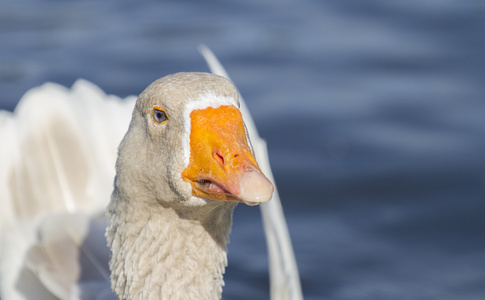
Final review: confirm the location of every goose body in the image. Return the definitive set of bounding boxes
[0,49,302,300]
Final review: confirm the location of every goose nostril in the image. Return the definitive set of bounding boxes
[213,152,225,166]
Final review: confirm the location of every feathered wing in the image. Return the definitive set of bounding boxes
[199,45,303,300]
[24,213,113,300]
[0,80,135,299]
[0,80,135,224]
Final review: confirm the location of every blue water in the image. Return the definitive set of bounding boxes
[2,0,485,299]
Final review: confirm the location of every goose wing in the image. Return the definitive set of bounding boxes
[0,80,135,299]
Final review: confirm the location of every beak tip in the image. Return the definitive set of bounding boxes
[237,170,274,205]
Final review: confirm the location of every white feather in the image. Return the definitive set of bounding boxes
[0,80,134,300]
[24,213,112,299]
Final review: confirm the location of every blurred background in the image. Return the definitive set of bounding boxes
[2,0,485,299]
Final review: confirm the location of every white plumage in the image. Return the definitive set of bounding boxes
[0,47,302,300]
[0,79,135,300]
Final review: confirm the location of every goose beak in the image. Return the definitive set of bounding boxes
[182,105,274,205]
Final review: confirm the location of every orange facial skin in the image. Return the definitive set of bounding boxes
[181,105,265,202]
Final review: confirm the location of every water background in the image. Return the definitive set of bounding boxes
[2,0,485,299]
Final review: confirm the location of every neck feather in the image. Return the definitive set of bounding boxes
[106,191,235,300]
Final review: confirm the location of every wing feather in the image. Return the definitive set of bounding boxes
[24,213,111,299]
[0,80,134,300]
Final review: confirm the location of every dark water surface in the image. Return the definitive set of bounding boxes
[2,0,485,299]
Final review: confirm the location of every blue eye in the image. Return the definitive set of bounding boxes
[152,107,168,124]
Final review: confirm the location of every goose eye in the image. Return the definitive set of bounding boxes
[152,107,168,124]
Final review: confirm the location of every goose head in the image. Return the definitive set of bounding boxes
[114,72,274,210]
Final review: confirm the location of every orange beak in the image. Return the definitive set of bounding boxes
[181,105,274,205]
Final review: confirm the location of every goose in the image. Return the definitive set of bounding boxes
[107,71,277,300]
[0,47,302,300]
